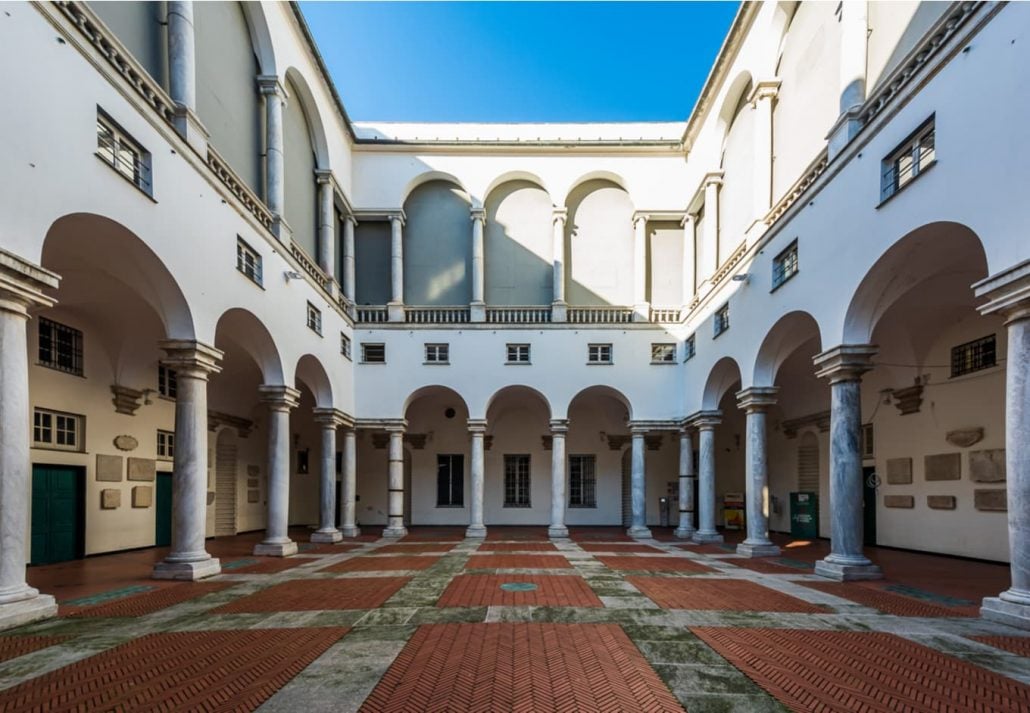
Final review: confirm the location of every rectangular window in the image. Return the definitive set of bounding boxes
[157,429,175,459]
[341,333,352,360]
[881,117,935,201]
[425,343,449,364]
[651,343,676,363]
[684,334,696,362]
[361,343,386,363]
[861,424,874,460]
[569,455,597,508]
[714,304,730,338]
[503,454,531,507]
[38,317,84,376]
[236,238,263,286]
[436,454,464,507]
[588,343,613,364]
[306,302,322,336]
[772,240,799,290]
[33,408,84,451]
[951,334,996,377]
[506,343,530,364]
[96,110,152,194]
[158,364,177,399]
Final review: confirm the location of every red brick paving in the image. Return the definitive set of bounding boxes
[213,577,410,613]
[477,542,558,552]
[466,554,572,570]
[598,556,714,574]
[437,575,602,608]
[360,623,683,713]
[677,543,734,555]
[62,582,234,618]
[970,635,1030,657]
[0,628,348,713]
[568,527,633,542]
[302,543,364,555]
[579,543,665,554]
[400,528,466,542]
[0,636,68,664]
[229,557,312,574]
[485,527,550,542]
[324,556,442,573]
[800,581,976,618]
[377,543,455,554]
[725,558,796,574]
[692,627,1030,712]
[629,577,828,613]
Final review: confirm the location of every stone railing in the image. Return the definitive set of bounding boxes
[405,306,470,324]
[485,306,552,324]
[765,150,829,226]
[567,306,635,324]
[356,306,388,323]
[649,307,683,324]
[289,242,329,290]
[206,147,275,232]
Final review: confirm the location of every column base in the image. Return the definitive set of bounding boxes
[736,541,781,558]
[982,594,1030,631]
[465,525,487,539]
[311,530,343,544]
[153,557,222,580]
[383,526,408,538]
[341,525,362,538]
[674,527,696,540]
[470,302,486,323]
[550,301,567,323]
[253,541,298,557]
[0,594,57,631]
[627,526,653,539]
[814,557,882,581]
[692,530,724,544]
[387,302,405,323]
[548,526,569,539]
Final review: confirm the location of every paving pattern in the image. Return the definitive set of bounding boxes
[323,556,442,573]
[597,555,715,573]
[629,576,829,612]
[61,581,234,618]
[213,577,410,614]
[0,636,67,664]
[972,635,1030,657]
[465,553,573,569]
[437,574,603,608]
[801,580,977,617]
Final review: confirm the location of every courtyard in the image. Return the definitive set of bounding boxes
[0,527,1025,712]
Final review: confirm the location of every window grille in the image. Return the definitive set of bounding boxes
[503,455,531,507]
[38,317,83,376]
[651,343,676,363]
[361,343,386,363]
[772,240,799,290]
[881,118,935,201]
[236,238,263,286]
[96,111,151,193]
[307,302,322,335]
[714,304,730,338]
[569,455,597,508]
[950,334,996,377]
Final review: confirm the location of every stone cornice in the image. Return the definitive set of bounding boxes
[973,257,1030,322]
[813,345,878,384]
[258,384,301,410]
[736,386,779,412]
[686,410,722,429]
[0,248,59,313]
[159,340,223,377]
[467,418,488,434]
[747,79,781,105]
[633,210,687,224]
[549,419,569,435]
[312,407,350,428]
[256,74,288,101]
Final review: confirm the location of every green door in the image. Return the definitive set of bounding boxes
[155,472,173,547]
[31,465,84,565]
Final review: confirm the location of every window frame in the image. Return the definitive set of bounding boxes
[771,240,799,292]
[713,303,730,338]
[503,454,532,508]
[568,454,597,508]
[587,343,613,365]
[33,407,85,452]
[340,333,352,360]
[158,364,177,399]
[436,453,465,508]
[683,333,696,362]
[236,237,264,287]
[424,343,450,365]
[880,116,936,203]
[950,334,997,378]
[157,429,175,460]
[37,317,84,376]
[651,343,677,364]
[361,343,386,364]
[96,108,152,195]
[506,343,531,364]
[306,302,323,336]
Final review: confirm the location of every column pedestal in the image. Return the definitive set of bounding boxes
[692,413,724,544]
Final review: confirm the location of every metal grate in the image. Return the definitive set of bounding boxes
[96,114,151,193]
[569,455,596,508]
[881,119,935,201]
[38,317,83,375]
[772,240,799,289]
[504,455,531,507]
[951,334,996,377]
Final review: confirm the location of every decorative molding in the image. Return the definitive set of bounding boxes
[946,428,984,448]
[606,434,630,451]
[405,433,427,450]
[110,385,144,416]
[781,411,831,439]
[541,435,553,451]
[113,435,138,452]
[644,434,664,451]
[892,381,924,416]
[208,410,254,438]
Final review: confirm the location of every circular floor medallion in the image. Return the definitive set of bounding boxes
[499,582,537,592]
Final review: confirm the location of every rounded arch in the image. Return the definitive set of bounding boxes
[702,356,743,411]
[213,308,285,386]
[566,385,633,422]
[239,2,277,75]
[403,385,471,418]
[401,171,471,207]
[42,213,195,340]
[484,385,553,421]
[484,171,551,201]
[562,171,629,207]
[564,177,635,306]
[284,67,330,168]
[294,353,333,408]
[484,178,554,306]
[842,222,988,344]
[716,71,754,143]
[753,311,822,387]
[403,179,474,305]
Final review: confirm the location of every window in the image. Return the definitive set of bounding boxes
[588,343,613,364]
[772,240,799,290]
[361,343,385,363]
[96,110,151,193]
[506,343,530,364]
[38,317,83,376]
[569,455,597,508]
[158,364,177,399]
[861,424,874,460]
[951,334,996,377]
[503,455,531,507]
[881,117,935,201]
[236,238,263,286]
[714,304,730,338]
[437,454,464,507]
[340,333,352,360]
[157,429,175,460]
[33,408,84,451]
[425,343,449,364]
[306,302,322,336]
[684,334,696,362]
[651,343,676,364]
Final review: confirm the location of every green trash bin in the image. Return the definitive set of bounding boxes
[790,492,818,539]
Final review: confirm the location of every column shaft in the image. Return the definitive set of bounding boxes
[260,79,286,216]
[167,1,196,111]
[340,429,360,537]
[627,431,652,538]
[693,421,723,543]
[675,431,696,539]
[839,1,869,113]
[384,429,407,537]
[1002,315,1030,600]
[681,216,696,306]
[552,211,567,304]
[390,217,404,305]
[751,86,777,219]
[471,212,485,305]
[312,414,342,543]
[633,216,648,316]
[255,386,299,557]
[467,425,486,538]
[701,177,721,284]
[316,177,336,281]
[549,421,569,538]
[343,217,357,304]
[737,399,780,557]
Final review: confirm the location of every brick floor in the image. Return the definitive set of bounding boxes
[323,556,442,573]
[724,557,797,574]
[213,578,410,613]
[0,628,348,712]
[970,635,1030,657]
[302,543,364,555]
[629,577,829,613]
[579,543,665,554]
[228,557,312,574]
[477,542,558,552]
[692,627,1030,712]
[678,543,736,555]
[466,554,572,570]
[800,581,976,617]
[568,527,633,542]
[485,527,551,542]
[377,543,455,554]
[360,623,683,712]
[400,528,467,542]
[438,575,602,608]
[597,555,714,574]
[0,636,68,664]
[62,582,234,618]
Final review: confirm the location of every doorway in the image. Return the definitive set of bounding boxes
[30,465,85,565]
[862,465,877,547]
[214,429,238,536]
[155,471,173,547]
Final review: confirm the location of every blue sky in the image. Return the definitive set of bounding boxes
[298,2,740,123]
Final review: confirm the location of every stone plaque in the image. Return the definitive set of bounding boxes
[248,489,260,503]
[883,495,914,509]
[927,495,956,510]
[946,428,984,448]
[127,458,156,482]
[886,458,912,485]
[100,488,121,509]
[247,478,259,488]
[924,453,961,481]
[970,449,1006,483]
[132,486,152,508]
[96,455,123,482]
[974,489,1007,512]
[113,435,138,451]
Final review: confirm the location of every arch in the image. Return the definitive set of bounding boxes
[484,385,553,421]
[403,385,471,418]
[403,179,474,305]
[716,71,754,142]
[484,179,554,306]
[842,222,988,344]
[401,171,471,207]
[294,354,333,408]
[562,171,629,206]
[213,308,285,386]
[702,356,743,411]
[284,67,330,168]
[484,171,551,201]
[564,178,635,306]
[566,385,633,422]
[239,2,277,75]
[41,213,195,340]
[752,311,822,387]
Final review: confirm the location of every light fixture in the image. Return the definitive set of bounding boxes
[731,273,750,284]
[284,270,303,281]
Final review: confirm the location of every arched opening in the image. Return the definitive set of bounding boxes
[718,73,754,263]
[485,386,552,525]
[702,357,745,536]
[289,354,335,530]
[403,180,473,306]
[402,386,471,526]
[567,386,634,527]
[283,74,320,260]
[564,179,634,306]
[484,180,553,306]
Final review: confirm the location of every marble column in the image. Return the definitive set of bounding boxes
[0,250,59,628]
[339,428,360,537]
[342,215,357,305]
[254,385,300,557]
[627,426,652,539]
[632,214,649,320]
[813,346,881,580]
[681,214,696,306]
[311,408,345,543]
[699,173,722,286]
[154,341,224,579]
[315,171,337,285]
[467,420,487,538]
[749,81,779,220]
[470,209,486,322]
[974,260,1030,628]
[388,215,405,322]
[674,427,696,539]
[167,1,196,111]
[384,424,407,537]
[828,1,868,156]
[258,76,288,219]
[549,419,569,538]
[692,412,724,543]
[551,208,568,321]
[736,387,781,557]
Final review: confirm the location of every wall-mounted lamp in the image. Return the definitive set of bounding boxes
[284,270,303,281]
[731,273,751,285]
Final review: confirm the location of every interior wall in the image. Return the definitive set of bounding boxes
[565,180,634,306]
[354,222,391,305]
[648,221,685,306]
[403,181,473,306]
[718,89,755,261]
[484,180,553,306]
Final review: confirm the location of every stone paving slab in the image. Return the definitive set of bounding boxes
[322,556,443,573]
[438,574,603,608]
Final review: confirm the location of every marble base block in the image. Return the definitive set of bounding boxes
[736,541,782,558]
[253,541,298,557]
[311,530,343,544]
[0,594,58,631]
[626,526,653,539]
[981,596,1030,630]
[153,557,222,580]
[341,526,362,538]
[814,558,883,581]
[382,526,408,538]
[674,527,696,540]
[692,531,724,544]
[465,525,487,539]
[547,526,569,539]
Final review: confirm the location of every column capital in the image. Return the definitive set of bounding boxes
[314,167,336,187]
[388,212,406,228]
[687,410,722,430]
[680,213,696,229]
[552,207,568,225]
[631,212,649,228]
[256,74,288,101]
[470,208,486,223]
[312,407,349,428]
[0,248,59,314]
[258,384,301,410]
[747,78,781,104]
[736,386,779,412]
[549,419,569,435]
[345,213,359,227]
[383,419,407,434]
[973,257,1030,323]
[813,345,877,383]
[159,339,223,378]
[702,170,725,189]
[627,422,650,436]
[467,418,488,434]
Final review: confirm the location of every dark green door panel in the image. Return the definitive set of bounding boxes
[155,472,173,547]
[31,465,84,565]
